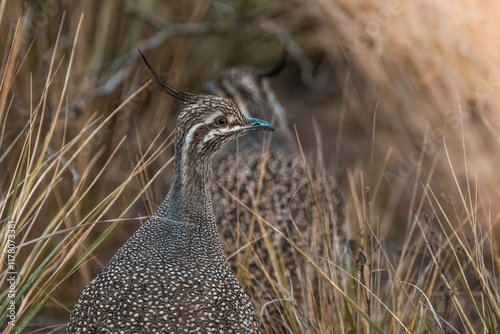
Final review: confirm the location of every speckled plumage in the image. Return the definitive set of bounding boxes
[66,55,273,333]
[211,66,345,325]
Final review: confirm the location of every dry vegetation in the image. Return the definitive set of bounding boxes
[0,0,499,333]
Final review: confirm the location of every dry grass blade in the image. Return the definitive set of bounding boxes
[0,16,23,123]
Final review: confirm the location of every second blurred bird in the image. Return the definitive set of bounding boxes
[209,54,347,332]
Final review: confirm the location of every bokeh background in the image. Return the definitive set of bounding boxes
[1,0,500,332]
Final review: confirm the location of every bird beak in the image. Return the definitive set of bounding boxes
[243,118,275,133]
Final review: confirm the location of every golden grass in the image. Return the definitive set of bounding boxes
[0,0,499,333]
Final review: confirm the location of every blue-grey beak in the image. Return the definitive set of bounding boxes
[244,118,275,133]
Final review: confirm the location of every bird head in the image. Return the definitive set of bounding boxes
[139,50,274,162]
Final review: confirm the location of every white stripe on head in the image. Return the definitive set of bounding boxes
[183,123,203,152]
[181,123,203,173]
[201,124,244,144]
[196,124,245,152]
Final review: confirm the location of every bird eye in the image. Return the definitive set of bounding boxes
[214,116,227,127]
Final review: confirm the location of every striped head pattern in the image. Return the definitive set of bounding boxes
[139,50,274,167]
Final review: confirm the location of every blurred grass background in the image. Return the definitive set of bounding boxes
[0,0,499,333]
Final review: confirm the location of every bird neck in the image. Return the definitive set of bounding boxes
[169,156,213,220]
[157,145,227,263]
